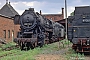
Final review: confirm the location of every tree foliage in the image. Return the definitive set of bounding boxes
[70,12,74,16]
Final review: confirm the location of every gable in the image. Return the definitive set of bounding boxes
[0,3,19,18]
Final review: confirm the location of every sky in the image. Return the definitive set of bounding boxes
[0,0,90,17]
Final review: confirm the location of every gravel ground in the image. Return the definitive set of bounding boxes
[85,56,90,60]
[35,42,90,60]
[35,47,69,60]
[35,42,70,60]
[35,54,65,60]
[85,53,90,60]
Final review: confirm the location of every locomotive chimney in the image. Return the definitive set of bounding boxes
[40,10,42,15]
[62,8,64,18]
[29,8,34,11]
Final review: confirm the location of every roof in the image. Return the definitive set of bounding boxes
[43,14,62,16]
[0,14,13,20]
[75,6,90,15]
[0,2,19,18]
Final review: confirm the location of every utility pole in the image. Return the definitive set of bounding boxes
[65,0,68,39]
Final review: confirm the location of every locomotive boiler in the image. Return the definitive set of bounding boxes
[68,6,90,52]
[14,8,64,50]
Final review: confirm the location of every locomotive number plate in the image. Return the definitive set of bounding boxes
[83,19,90,23]
[24,23,32,25]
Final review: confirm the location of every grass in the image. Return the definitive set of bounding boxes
[0,43,54,60]
[65,48,85,60]
[0,41,65,60]
[0,39,85,60]
[59,39,85,60]
[1,42,16,50]
[60,39,71,45]
[0,48,39,60]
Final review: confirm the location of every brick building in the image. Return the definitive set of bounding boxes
[41,8,65,27]
[42,8,64,22]
[0,0,65,43]
[0,1,20,43]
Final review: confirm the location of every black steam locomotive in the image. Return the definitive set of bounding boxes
[68,6,90,52]
[14,8,64,50]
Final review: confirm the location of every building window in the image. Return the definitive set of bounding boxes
[50,18,52,20]
[12,30,14,40]
[8,30,10,38]
[54,17,57,20]
[3,30,6,38]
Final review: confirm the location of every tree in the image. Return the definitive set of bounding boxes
[70,12,74,16]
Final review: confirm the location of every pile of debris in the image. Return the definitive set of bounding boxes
[0,38,6,44]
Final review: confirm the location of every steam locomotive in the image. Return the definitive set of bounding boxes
[68,6,90,52]
[14,8,64,50]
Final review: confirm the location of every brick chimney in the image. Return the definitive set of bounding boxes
[9,2,10,4]
[62,8,64,18]
[40,10,42,15]
[6,0,8,4]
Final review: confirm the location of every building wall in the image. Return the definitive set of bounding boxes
[0,16,20,43]
[14,25,20,38]
[43,15,63,21]
[42,8,64,22]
